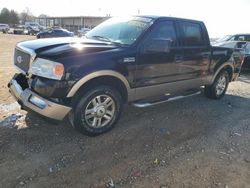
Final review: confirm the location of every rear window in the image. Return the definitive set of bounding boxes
[179,22,204,46]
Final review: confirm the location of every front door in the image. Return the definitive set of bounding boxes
[136,20,180,88]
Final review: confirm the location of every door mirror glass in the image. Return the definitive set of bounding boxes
[143,38,172,53]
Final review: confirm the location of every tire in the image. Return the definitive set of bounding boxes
[204,70,229,99]
[71,86,123,136]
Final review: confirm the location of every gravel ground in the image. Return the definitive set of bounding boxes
[0,34,250,188]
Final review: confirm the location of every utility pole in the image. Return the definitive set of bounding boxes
[137,9,140,15]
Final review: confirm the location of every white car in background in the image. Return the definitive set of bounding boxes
[78,28,91,37]
[0,23,9,33]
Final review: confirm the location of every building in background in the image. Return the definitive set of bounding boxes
[35,15,109,33]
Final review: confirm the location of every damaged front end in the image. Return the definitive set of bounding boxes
[8,43,72,120]
[8,73,72,120]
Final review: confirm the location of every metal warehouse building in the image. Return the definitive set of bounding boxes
[35,16,109,32]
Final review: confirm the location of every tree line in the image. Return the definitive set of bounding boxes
[0,7,36,25]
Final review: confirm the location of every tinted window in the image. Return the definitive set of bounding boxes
[180,22,204,46]
[54,30,63,33]
[145,21,177,47]
[244,35,250,41]
[234,35,245,41]
[246,43,250,51]
[232,35,250,41]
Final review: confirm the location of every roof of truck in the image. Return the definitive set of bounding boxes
[136,15,203,23]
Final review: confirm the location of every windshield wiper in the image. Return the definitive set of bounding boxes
[90,35,126,47]
[91,35,112,42]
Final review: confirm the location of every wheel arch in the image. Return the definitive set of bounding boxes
[67,70,135,102]
[212,63,234,83]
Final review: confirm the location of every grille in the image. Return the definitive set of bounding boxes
[14,48,31,73]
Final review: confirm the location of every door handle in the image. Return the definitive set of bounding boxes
[175,55,183,63]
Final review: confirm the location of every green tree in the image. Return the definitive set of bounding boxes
[0,8,19,24]
[9,10,19,24]
[0,8,10,23]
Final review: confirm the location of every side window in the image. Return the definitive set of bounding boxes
[245,43,250,51]
[145,21,177,47]
[179,22,204,46]
[237,36,245,41]
[245,35,250,41]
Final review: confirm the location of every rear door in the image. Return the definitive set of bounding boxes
[176,21,211,84]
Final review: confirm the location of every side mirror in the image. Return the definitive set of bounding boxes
[142,38,172,53]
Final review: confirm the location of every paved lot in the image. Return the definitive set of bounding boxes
[0,34,250,188]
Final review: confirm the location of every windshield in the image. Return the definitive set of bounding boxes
[85,17,153,45]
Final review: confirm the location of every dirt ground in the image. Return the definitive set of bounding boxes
[0,33,250,188]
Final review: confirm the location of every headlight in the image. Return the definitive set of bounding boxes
[30,58,64,80]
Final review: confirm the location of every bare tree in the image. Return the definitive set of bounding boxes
[19,7,34,24]
[38,14,48,18]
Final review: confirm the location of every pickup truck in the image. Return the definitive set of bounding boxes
[8,16,242,136]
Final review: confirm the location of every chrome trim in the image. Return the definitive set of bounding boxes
[13,43,36,73]
[133,91,201,108]
[9,78,71,120]
[11,80,23,98]
[16,43,36,60]
[14,65,27,74]
[123,57,135,63]
[66,70,135,101]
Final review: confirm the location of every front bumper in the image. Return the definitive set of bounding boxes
[8,74,72,120]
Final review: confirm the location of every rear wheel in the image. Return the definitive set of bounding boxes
[204,70,229,99]
[71,86,123,136]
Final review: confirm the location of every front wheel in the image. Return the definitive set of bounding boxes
[204,70,229,99]
[71,86,123,136]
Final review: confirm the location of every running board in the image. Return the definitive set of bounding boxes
[132,91,201,108]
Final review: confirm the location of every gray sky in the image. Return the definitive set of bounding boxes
[1,0,250,38]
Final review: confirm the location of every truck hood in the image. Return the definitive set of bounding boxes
[17,37,119,59]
